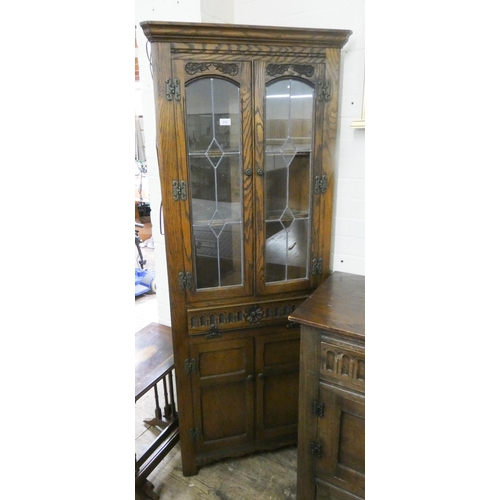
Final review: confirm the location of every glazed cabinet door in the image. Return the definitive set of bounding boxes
[189,338,255,453]
[255,328,301,441]
[171,59,254,303]
[254,61,330,296]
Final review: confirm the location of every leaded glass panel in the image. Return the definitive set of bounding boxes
[186,78,243,289]
[264,79,314,283]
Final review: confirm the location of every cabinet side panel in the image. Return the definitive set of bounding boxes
[151,41,199,476]
[297,326,321,500]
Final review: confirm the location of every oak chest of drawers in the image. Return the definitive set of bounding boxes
[289,272,365,500]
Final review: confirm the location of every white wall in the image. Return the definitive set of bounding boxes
[135,0,202,325]
[201,0,234,23]
[135,0,364,324]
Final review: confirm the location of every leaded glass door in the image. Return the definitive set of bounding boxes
[255,63,325,295]
[172,60,254,302]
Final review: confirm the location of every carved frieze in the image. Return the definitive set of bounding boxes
[187,297,308,334]
[320,342,365,390]
[185,62,239,76]
[266,63,315,77]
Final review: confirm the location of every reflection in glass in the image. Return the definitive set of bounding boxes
[186,78,243,289]
[264,79,314,283]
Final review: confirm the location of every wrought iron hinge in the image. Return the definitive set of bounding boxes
[172,180,187,201]
[206,325,222,339]
[318,80,331,101]
[312,258,323,276]
[310,441,322,457]
[312,400,324,417]
[314,174,327,194]
[166,77,181,101]
[178,271,193,291]
[184,358,197,374]
[189,428,201,442]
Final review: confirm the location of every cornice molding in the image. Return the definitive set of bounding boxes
[140,21,352,49]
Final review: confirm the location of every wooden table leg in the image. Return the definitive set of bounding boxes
[135,479,159,500]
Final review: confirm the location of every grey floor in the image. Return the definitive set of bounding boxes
[135,241,298,500]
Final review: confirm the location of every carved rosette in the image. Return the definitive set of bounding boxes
[244,305,264,324]
[266,64,315,77]
[185,62,239,76]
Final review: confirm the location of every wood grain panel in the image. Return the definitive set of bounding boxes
[150,41,198,477]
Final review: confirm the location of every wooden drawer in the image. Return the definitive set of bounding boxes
[320,340,365,393]
[186,296,308,336]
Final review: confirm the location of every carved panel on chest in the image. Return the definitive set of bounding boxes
[320,341,365,392]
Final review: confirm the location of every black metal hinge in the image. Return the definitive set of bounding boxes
[172,180,187,201]
[318,80,331,101]
[312,258,323,276]
[189,428,201,442]
[310,441,322,457]
[312,400,324,417]
[179,271,193,291]
[184,358,197,375]
[166,77,181,101]
[314,174,327,194]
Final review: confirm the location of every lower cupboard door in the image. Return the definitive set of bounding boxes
[315,383,365,498]
[190,338,255,452]
[255,329,301,441]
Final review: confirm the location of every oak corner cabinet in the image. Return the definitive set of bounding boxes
[140,21,352,476]
[289,272,365,500]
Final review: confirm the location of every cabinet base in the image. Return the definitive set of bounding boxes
[187,438,297,475]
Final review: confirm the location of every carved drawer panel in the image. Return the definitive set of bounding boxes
[320,341,365,392]
[187,296,308,336]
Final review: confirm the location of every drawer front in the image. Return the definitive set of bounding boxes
[187,297,308,336]
[320,340,365,393]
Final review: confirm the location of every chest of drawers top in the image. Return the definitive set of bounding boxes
[289,272,365,341]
